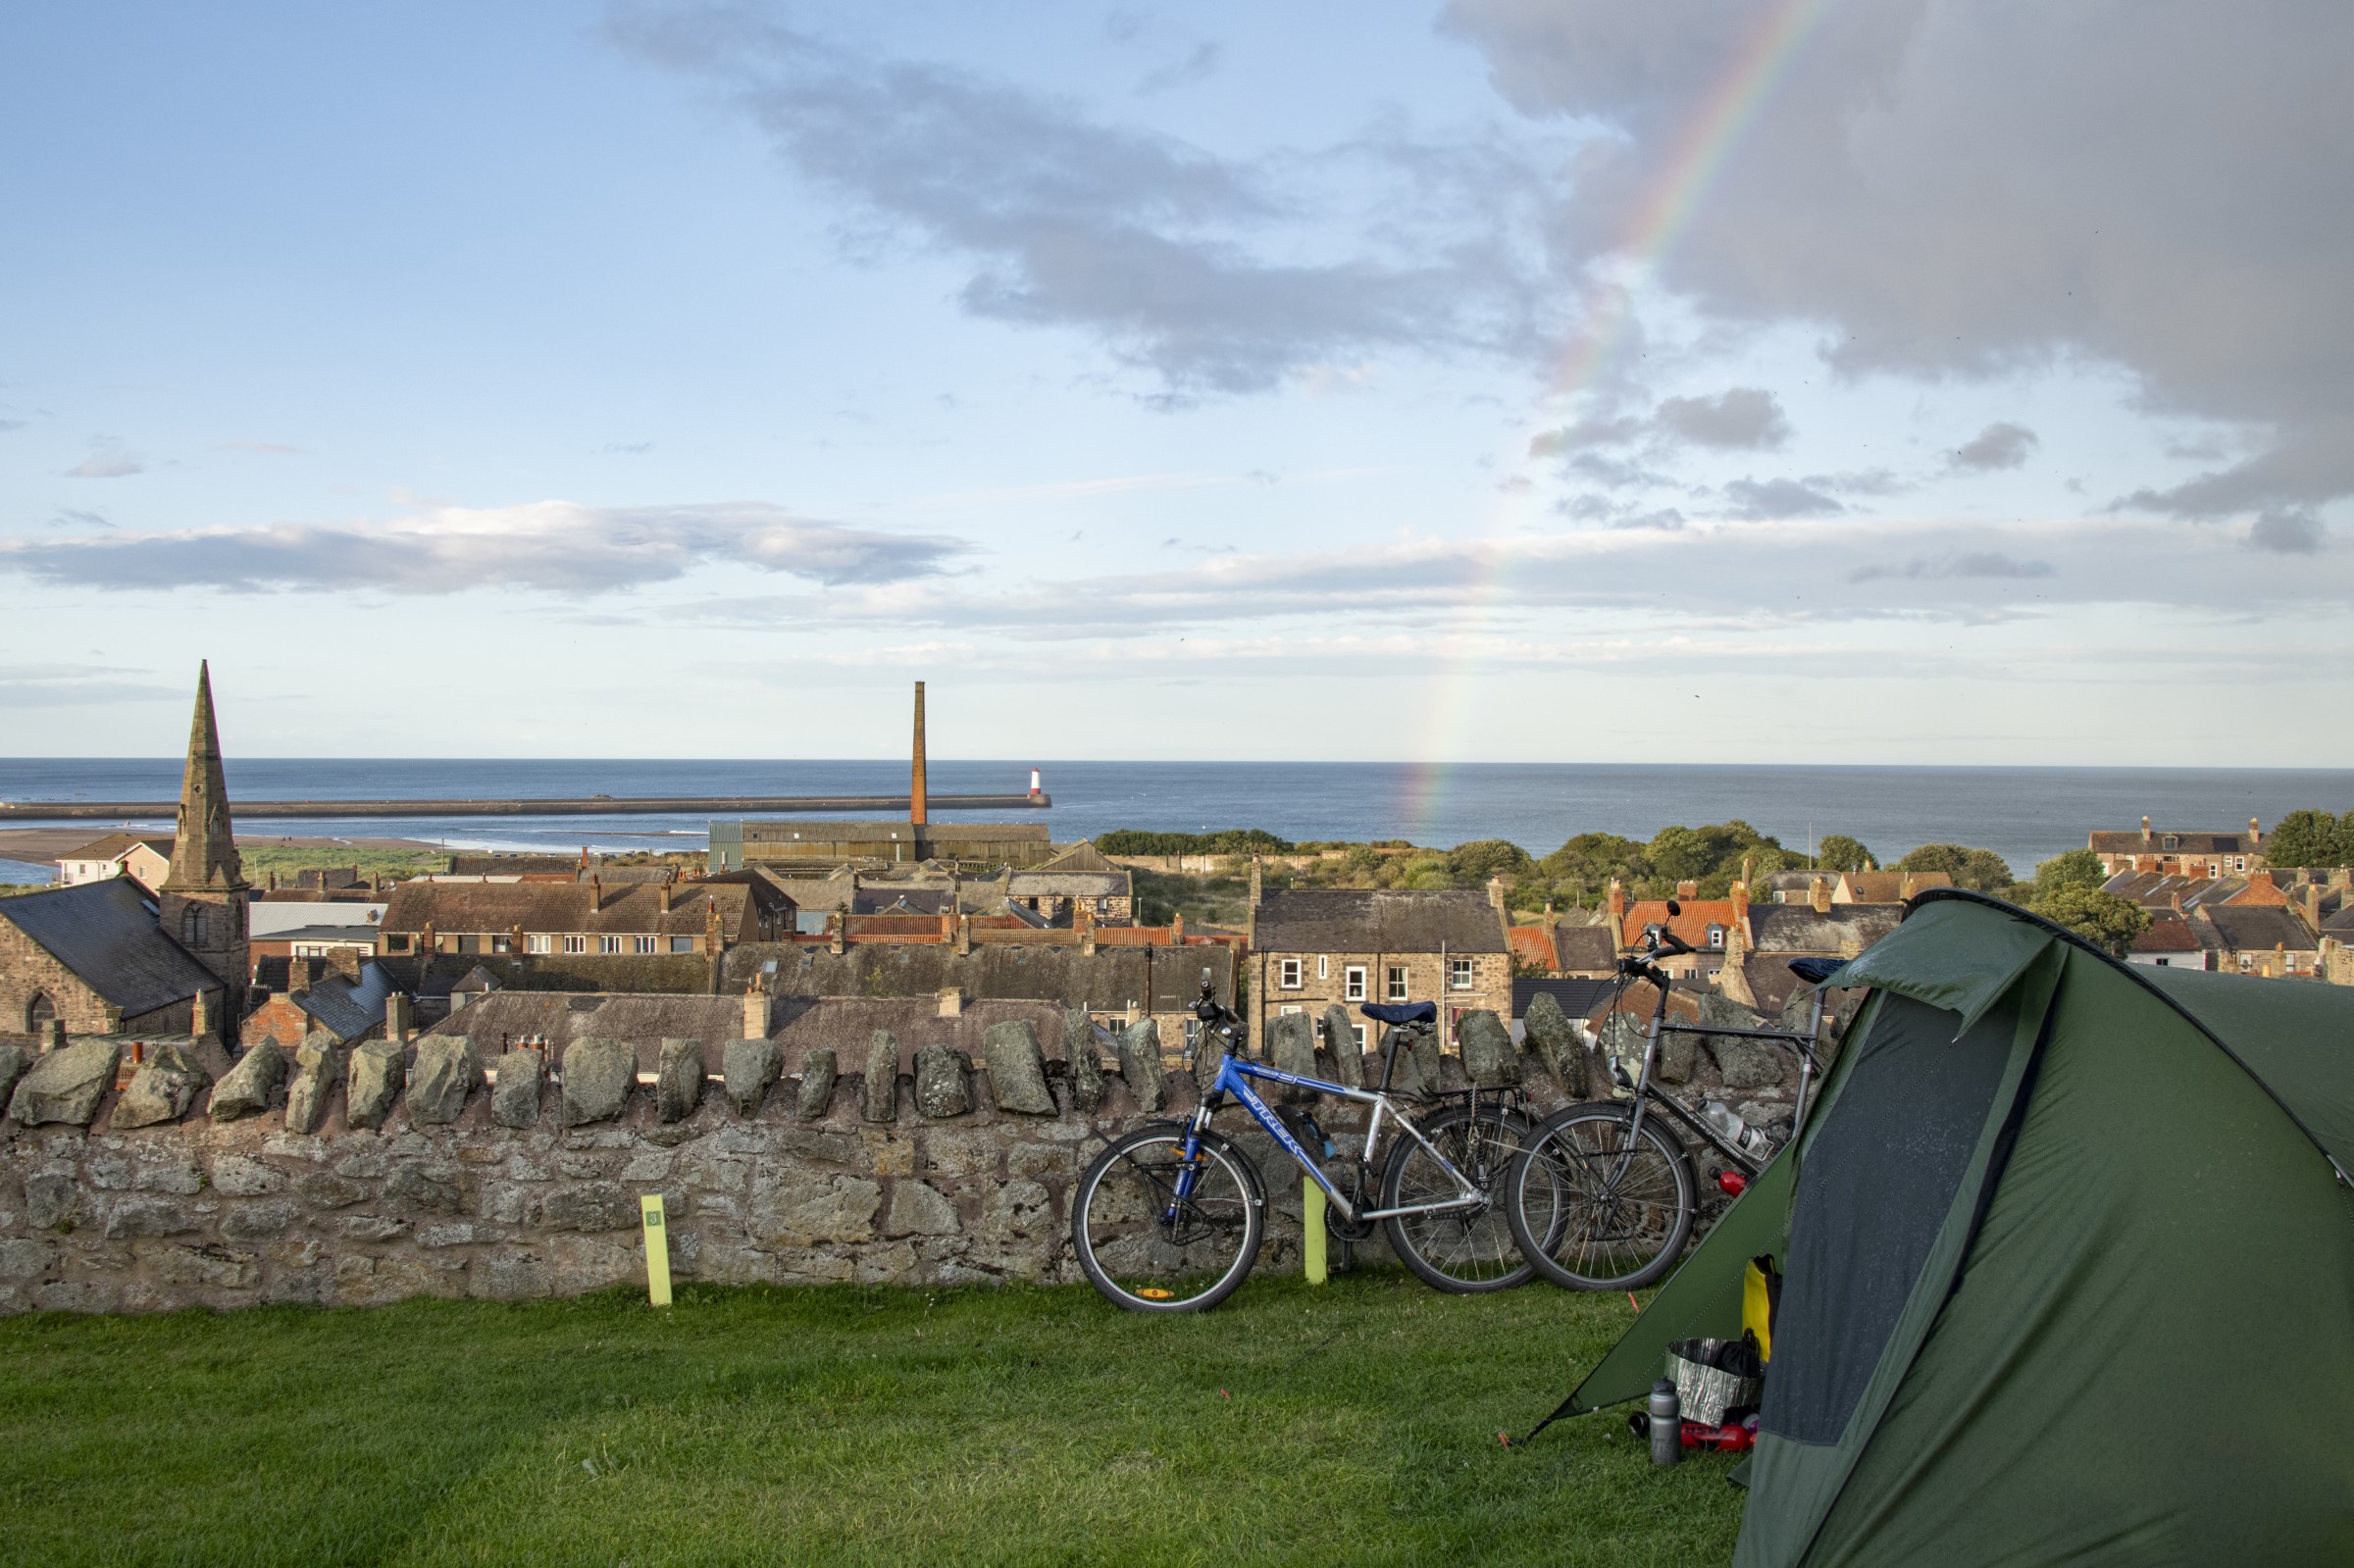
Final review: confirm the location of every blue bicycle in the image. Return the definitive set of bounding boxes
[1072,976,1536,1312]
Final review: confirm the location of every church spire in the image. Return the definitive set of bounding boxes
[161,661,246,893]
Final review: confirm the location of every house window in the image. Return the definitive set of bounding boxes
[601,936,624,954]
[1279,1004,1304,1016]
[1344,966,1366,1002]
[2164,835,2178,850]
[2239,952,2256,973]
[1351,1024,1366,1050]
[2233,857,2247,872]
[1708,925,1725,950]
[1449,957,1474,990]
[1386,965,1408,1002]
[634,936,657,955]
[1317,955,1329,981]
[563,936,587,954]
[384,935,411,953]
[179,905,205,945]
[491,936,513,954]
[527,935,551,954]
[1278,957,1303,989]
[1184,1018,1203,1053]
[670,936,694,953]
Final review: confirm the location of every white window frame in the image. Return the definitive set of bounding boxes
[1343,965,1366,1002]
[1279,1004,1304,1016]
[1317,955,1329,981]
[670,936,695,953]
[1708,925,1725,950]
[1449,956,1474,990]
[1351,1024,1366,1049]
[634,936,657,955]
[1278,957,1303,990]
[562,936,587,955]
[1386,965,1408,1002]
[527,934,552,954]
[600,935,624,955]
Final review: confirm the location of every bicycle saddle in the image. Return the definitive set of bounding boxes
[1786,956,1847,985]
[1360,1001,1438,1026]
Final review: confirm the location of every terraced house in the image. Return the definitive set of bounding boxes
[376,876,782,959]
[1246,870,1514,1053]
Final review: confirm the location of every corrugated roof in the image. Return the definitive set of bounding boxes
[1254,889,1508,954]
[0,880,220,1014]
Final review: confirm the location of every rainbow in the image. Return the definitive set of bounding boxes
[1399,0,1842,844]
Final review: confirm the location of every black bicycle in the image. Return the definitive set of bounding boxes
[1503,906,1837,1290]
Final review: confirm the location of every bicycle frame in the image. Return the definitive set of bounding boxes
[1174,1054,1485,1227]
[1617,976,1829,1179]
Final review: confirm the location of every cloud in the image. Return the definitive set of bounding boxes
[65,446,143,479]
[1948,422,2039,471]
[1654,386,1789,450]
[611,5,1555,396]
[1443,0,2354,518]
[2249,509,2323,554]
[0,418,25,434]
[597,440,654,455]
[1848,553,2056,583]
[1529,413,1646,456]
[49,508,112,530]
[219,440,301,456]
[0,501,969,594]
[1720,477,1842,520]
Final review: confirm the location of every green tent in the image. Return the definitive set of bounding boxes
[1550,890,2354,1566]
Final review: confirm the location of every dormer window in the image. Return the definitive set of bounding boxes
[1708,925,1726,949]
[2164,835,2178,850]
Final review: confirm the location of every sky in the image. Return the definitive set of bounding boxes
[2,1,2350,766]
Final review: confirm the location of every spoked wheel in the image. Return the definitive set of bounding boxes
[1380,1103,1539,1293]
[1072,1127,1264,1312]
[1506,1102,1695,1290]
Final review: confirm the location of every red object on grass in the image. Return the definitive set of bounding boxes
[1681,1419,1757,1452]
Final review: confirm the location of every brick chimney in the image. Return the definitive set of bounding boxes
[1607,879,1627,923]
[2250,816,2263,847]
[1675,881,1699,899]
[910,680,929,829]
[386,991,412,1044]
[742,986,770,1039]
[1170,911,1186,945]
[588,876,603,914]
[192,986,216,1037]
[1080,903,1098,955]
[937,986,962,1018]
[1730,880,1750,939]
[829,912,846,955]
[1809,876,1831,915]
[658,882,673,914]
[2302,884,2324,934]
[706,895,723,952]
[954,912,972,956]
[2141,815,2153,846]
[421,918,436,954]
[287,956,318,994]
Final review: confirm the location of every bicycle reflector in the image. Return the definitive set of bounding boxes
[1716,1171,1748,1197]
[1137,1288,1173,1300]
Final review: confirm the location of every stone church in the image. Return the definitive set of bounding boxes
[0,665,248,1039]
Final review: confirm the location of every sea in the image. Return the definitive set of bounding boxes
[4,758,2351,887]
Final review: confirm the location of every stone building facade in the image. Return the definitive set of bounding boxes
[1246,877,1514,1052]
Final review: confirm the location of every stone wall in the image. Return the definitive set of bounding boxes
[0,1014,1583,1316]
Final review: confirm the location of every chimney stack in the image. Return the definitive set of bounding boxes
[287,956,317,995]
[1810,875,1831,915]
[659,883,673,914]
[743,986,771,1039]
[588,876,601,914]
[385,991,412,1044]
[937,986,962,1018]
[2251,816,2263,847]
[192,987,216,1038]
[910,681,929,829]
[2142,815,2153,845]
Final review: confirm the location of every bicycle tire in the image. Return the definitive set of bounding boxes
[1506,1101,1696,1290]
[1072,1125,1265,1312]
[1379,1102,1538,1293]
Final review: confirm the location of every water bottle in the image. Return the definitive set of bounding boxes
[1648,1379,1682,1466]
[1703,1099,1744,1143]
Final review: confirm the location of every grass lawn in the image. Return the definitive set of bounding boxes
[0,1270,1744,1567]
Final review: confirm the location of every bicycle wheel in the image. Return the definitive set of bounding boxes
[1379,1103,1538,1293]
[1072,1126,1264,1312]
[1506,1101,1695,1290]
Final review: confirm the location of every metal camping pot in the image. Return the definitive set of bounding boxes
[1649,1379,1682,1466]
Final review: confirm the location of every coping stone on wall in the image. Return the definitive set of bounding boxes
[561,1038,635,1127]
[112,1043,214,1131]
[657,1038,705,1123]
[207,1042,285,1123]
[348,1039,407,1130]
[913,1043,970,1119]
[724,1038,783,1119]
[409,1037,480,1126]
[1321,1004,1363,1090]
[491,1048,543,1129]
[282,1037,344,1136]
[981,1021,1054,1115]
[862,1033,898,1123]
[1063,1009,1104,1114]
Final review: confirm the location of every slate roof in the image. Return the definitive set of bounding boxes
[1750,903,1904,955]
[380,880,752,936]
[1253,889,1508,954]
[719,940,1235,1014]
[1551,924,1619,974]
[2202,905,2317,953]
[59,833,173,863]
[0,880,220,1014]
[2089,828,2258,854]
[1511,976,1618,1022]
[298,961,393,1041]
[2132,918,2203,953]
